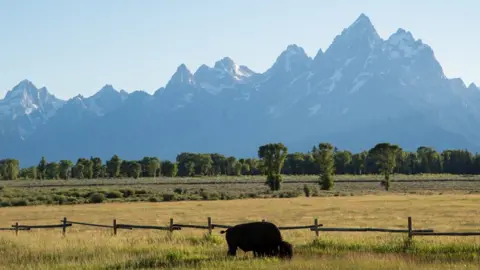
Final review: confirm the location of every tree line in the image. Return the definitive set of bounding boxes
[1,142,479,185]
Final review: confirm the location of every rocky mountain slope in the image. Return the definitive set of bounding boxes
[2,13,480,166]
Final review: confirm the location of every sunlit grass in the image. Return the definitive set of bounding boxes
[0,195,479,269]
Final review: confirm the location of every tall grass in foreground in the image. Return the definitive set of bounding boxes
[0,230,478,270]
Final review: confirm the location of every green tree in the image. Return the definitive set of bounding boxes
[27,166,37,180]
[58,160,73,180]
[185,161,195,177]
[351,151,367,175]
[226,157,238,176]
[283,153,305,175]
[90,157,103,178]
[106,155,122,178]
[37,156,47,180]
[368,143,402,191]
[73,163,84,179]
[195,154,213,176]
[0,159,20,180]
[258,143,288,191]
[161,161,178,177]
[210,154,227,175]
[334,150,352,174]
[233,161,242,176]
[147,158,161,177]
[245,158,259,175]
[314,143,335,190]
[241,162,251,175]
[45,162,59,179]
[129,162,142,178]
[75,158,93,179]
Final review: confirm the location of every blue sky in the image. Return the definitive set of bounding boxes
[0,0,478,99]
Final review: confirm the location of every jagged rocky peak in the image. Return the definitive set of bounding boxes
[4,79,39,100]
[385,28,429,59]
[324,13,382,60]
[87,84,118,98]
[388,28,415,44]
[341,13,381,42]
[99,84,116,93]
[213,57,255,80]
[468,83,479,91]
[167,64,195,86]
[449,78,467,92]
[313,48,324,61]
[268,44,312,73]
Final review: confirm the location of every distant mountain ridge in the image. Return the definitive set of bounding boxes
[2,13,480,167]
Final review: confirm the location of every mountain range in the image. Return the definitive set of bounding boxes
[2,13,480,167]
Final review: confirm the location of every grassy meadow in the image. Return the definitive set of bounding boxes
[0,194,479,269]
[1,174,479,208]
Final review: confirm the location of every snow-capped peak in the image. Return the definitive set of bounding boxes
[4,79,38,100]
[0,79,65,120]
[213,57,255,80]
[386,28,428,59]
[388,28,415,45]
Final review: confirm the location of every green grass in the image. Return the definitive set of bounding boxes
[0,232,478,270]
[0,195,479,269]
[1,173,479,208]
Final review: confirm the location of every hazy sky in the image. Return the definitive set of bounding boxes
[1,0,478,99]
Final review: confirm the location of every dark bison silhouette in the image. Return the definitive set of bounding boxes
[220,221,293,259]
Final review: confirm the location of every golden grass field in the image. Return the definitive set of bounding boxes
[0,194,479,269]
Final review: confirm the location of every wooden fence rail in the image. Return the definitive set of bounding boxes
[3,216,479,241]
[412,232,480,236]
[311,228,434,233]
[64,220,114,229]
[116,224,181,231]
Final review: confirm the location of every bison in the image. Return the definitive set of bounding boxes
[220,221,293,259]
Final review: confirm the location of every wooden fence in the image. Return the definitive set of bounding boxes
[1,216,479,240]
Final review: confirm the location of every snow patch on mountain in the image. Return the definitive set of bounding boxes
[386,29,428,59]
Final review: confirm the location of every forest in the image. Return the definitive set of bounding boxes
[0,142,478,183]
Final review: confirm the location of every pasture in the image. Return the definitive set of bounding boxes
[1,174,479,208]
[0,194,479,269]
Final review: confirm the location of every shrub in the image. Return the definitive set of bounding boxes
[303,184,311,197]
[135,189,148,195]
[162,193,176,202]
[207,192,221,200]
[148,197,159,202]
[11,199,28,207]
[173,188,185,195]
[119,188,135,198]
[106,191,123,199]
[278,191,301,198]
[0,201,12,207]
[89,193,105,204]
[53,195,67,204]
[200,191,209,200]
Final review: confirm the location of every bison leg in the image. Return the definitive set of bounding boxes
[227,244,237,256]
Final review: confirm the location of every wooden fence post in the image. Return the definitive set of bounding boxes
[15,222,18,236]
[314,218,319,238]
[113,219,117,236]
[207,217,212,235]
[62,217,67,236]
[169,218,174,233]
[408,216,412,239]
